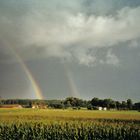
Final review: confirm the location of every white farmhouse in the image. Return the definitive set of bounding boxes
[103,107,107,111]
[98,107,102,110]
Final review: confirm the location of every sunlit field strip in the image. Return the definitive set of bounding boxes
[0,109,140,122]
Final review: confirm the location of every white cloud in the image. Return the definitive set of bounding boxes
[76,51,96,66]
[128,40,139,48]
[99,49,119,66]
[106,49,119,66]
[65,7,140,47]
[1,5,140,66]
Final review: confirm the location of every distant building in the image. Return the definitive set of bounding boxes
[97,107,107,111]
[0,104,22,108]
[32,105,39,109]
[103,107,107,111]
[98,107,102,110]
[32,104,47,109]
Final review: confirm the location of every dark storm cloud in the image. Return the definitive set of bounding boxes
[0,0,140,101]
[0,0,140,66]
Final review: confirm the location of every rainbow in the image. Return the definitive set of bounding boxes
[18,59,44,100]
[64,66,80,98]
[2,41,43,99]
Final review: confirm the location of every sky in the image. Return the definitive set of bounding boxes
[0,0,140,101]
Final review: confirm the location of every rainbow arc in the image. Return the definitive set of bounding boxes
[2,41,43,99]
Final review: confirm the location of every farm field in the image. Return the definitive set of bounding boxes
[0,109,140,140]
[0,109,140,121]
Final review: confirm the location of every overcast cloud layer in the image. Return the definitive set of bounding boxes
[0,0,140,101]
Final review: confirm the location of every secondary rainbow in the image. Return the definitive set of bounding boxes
[64,65,80,98]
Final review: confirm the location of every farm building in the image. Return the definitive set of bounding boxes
[97,107,107,111]
[98,107,102,110]
[103,107,107,111]
[32,104,47,109]
[0,104,22,108]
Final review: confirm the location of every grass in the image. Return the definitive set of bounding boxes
[0,108,140,122]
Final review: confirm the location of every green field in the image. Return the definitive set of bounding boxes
[0,109,140,121]
[0,109,140,140]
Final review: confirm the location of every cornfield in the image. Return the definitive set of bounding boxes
[0,120,140,140]
[0,109,140,140]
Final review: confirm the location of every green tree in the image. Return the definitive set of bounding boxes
[121,101,127,109]
[127,99,133,110]
[116,101,121,110]
[91,98,99,107]
[134,102,140,111]
[103,99,113,109]
[110,100,116,109]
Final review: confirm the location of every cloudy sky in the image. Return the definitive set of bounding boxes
[0,0,140,101]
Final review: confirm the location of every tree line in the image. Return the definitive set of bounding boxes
[0,97,140,111]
